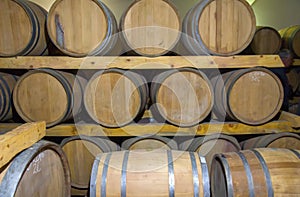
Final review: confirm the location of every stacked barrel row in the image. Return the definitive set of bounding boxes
[3,133,297,196]
[0,67,284,127]
[1,0,300,57]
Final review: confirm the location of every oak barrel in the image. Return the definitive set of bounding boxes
[90,150,210,197]
[0,0,48,57]
[279,25,300,58]
[182,0,256,56]
[245,26,282,55]
[47,0,118,57]
[211,68,284,125]
[0,140,71,197]
[180,134,240,172]
[0,73,18,121]
[121,135,178,151]
[84,68,149,128]
[211,148,300,197]
[286,69,300,94]
[150,68,214,127]
[120,0,181,56]
[61,136,120,196]
[240,132,300,150]
[13,69,86,127]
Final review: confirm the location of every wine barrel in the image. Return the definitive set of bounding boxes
[61,136,120,196]
[180,134,240,172]
[47,0,118,57]
[121,135,178,150]
[84,68,149,128]
[0,0,48,57]
[286,69,300,94]
[279,25,300,58]
[182,0,256,56]
[0,140,71,196]
[120,0,181,56]
[245,26,281,55]
[240,132,300,150]
[211,148,300,197]
[90,150,210,197]
[211,67,284,125]
[13,69,86,127]
[0,73,18,121]
[150,68,214,127]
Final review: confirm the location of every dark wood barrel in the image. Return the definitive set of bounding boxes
[245,26,282,55]
[286,69,300,94]
[211,67,284,125]
[0,72,18,121]
[180,134,240,172]
[150,68,214,127]
[119,0,181,56]
[61,136,120,196]
[182,0,256,56]
[121,135,178,150]
[0,0,48,57]
[47,0,118,57]
[84,68,149,128]
[211,148,300,197]
[13,69,86,127]
[279,25,300,58]
[90,150,210,197]
[0,140,71,196]
[240,132,300,150]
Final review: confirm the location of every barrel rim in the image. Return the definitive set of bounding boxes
[46,0,112,57]
[84,69,145,128]
[12,69,73,127]
[121,135,178,150]
[0,0,39,57]
[0,140,71,197]
[226,67,284,125]
[150,67,214,127]
[119,0,182,57]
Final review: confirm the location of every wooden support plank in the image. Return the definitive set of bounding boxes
[45,121,296,137]
[0,122,46,169]
[0,55,283,69]
[292,59,300,66]
[279,111,300,128]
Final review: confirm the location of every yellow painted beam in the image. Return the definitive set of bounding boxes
[0,55,284,69]
[0,122,46,169]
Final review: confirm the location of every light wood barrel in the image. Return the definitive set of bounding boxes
[61,136,120,196]
[182,0,256,56]
[47,0,118,57]
[211,68,284,125]
[0,73,18,121]
[121,135,178,151]
[245,26,281,55]
[150,68,214,127]
[0,0,48,57]
[211,148,300,197]
[279,25,300,58]
[84,69,149,128]
[13,69,86,127]
[180,134,240,172]
[240,132,300,150]
[120,0,181,56]
[90,150,210,197]
[0,140,71,197]
[286,69,300,94]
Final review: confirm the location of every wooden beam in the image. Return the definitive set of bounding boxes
[0,122,46,169]
[279,111,300,128]
[45,121,296,137]
[293,59,300,66]
[0,55,284,69]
